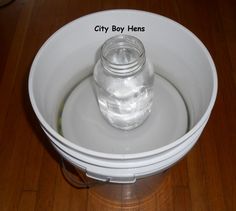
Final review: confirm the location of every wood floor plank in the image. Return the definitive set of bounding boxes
[173,186,191,211]
[52,169,72,211]
[156,173,174,211]
[187,143,209,211]
[204,1,236,210]
[0,46,37,211]
[201,125,227,211]
[217,0,236,85]
[172,159,192,211]
[34,148,59,211]
[18,191,37,211]
[0,0,35,135]
[0,114,32,211]
[0,0,22,82]
[68,187,88,211]
[208,96,236,211]
[171,159,189,188]
[23,130,44,191]
[215,3,236,208]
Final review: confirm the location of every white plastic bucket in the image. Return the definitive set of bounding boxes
[28,10,217,183]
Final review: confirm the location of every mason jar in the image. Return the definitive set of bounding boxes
[93,34,154,130]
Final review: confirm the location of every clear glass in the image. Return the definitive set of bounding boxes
[93,35,154,130]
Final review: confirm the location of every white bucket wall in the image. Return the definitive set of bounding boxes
[28,10,217,183]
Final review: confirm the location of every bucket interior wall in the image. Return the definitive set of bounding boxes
[30,12,214,137]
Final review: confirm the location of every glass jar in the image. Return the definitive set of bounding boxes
[93,34,154,130]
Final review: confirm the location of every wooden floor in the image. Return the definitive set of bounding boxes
[0,0,236,210]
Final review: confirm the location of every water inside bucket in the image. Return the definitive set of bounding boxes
[56,71,190,155]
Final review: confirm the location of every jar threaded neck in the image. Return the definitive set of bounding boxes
[101,35,146,76]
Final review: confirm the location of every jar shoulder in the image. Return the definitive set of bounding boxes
[93,60,154,88]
